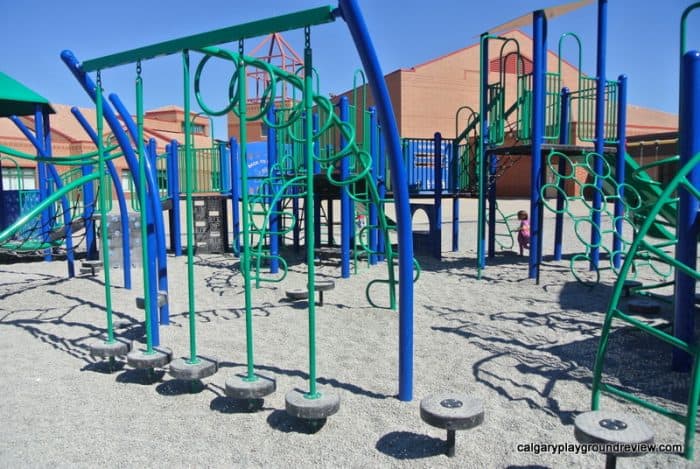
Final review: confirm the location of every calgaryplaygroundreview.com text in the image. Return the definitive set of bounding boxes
[515,442,684,456]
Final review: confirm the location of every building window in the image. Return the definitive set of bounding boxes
[182,123,206,135]
[1,167,36,190]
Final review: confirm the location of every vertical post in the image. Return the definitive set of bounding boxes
[672,50,700,372]
[590,0,608,271]
[477,33,489,276]
[95,72,115,345]
[529,10,547,279]
[81,162,96,259]
[433,132,443,259]
[230,138,240,257]
[236,43,257,378]
[34,107,51,262]
[267,105,279,273]
[340,96,351,278]
[554,88,571,261]
[183,51,197,361]
[169,141,182,256]
[136,65,158,348]
[613,75,627,268]
[303,29,319,397]
[369,107,378,265]
[340,0,414,401]
[451,138,460,252]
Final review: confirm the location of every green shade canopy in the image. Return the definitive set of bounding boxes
[0,71,54,117]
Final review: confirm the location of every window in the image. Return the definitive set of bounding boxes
[1,166,36,190]
[181,122,206,135]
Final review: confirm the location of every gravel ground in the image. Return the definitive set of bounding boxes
[0,199,697,468]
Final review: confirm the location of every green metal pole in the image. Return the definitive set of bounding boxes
[183,51,200,364]
[237,42,256,381]
[304,29,318,399]
[95,72,115,344]
[135,64,153,354]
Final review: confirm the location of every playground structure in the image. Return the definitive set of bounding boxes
[589,3,700,460]
[1,0,699,463]
[0,1,418,418]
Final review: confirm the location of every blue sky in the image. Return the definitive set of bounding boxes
[1,1,698,139]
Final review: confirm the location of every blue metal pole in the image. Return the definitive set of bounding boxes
[71,107,132,289]
[146,140,162,338]
[672,50,700,371]
[34,107,52,262]
[339,96,351,278]
[433,132,443,259]
[369,107,378,265]
[554,87,571,261]
[267,104,279,273]
[451,137,460,252]
[478,33,489,275]
[229,138,241,257]
[339,0,414,401]
[530,10,547,279]
[590,0,608,271]
[169,140,182,256]
[148,138,169,326]
[613,75,627,268]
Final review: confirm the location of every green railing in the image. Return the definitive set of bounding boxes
[575,77,619,144]
[177,145,221,193]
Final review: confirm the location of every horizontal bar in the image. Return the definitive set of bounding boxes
[82,5,336,71]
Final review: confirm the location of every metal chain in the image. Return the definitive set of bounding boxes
[304,26,310,48]
[136,60,142,77]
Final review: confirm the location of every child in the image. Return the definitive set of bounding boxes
[515,210,530,256]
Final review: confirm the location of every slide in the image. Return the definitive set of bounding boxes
[602,152,676,241]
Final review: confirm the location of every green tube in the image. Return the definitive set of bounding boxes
[303,36,319,399]
[236,46,256,382]
[95,74,115,344]
[136,67,153,354]
[183,52,200,364]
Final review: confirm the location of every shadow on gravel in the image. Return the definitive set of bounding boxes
[81,360,126,374]
[266,409,327,434]
[210,396,271,414]
[375,431,444,459]
[116,368,165,385]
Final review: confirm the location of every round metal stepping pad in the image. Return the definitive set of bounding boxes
[627,298,661,315]
[622,280,643,297]
[285,388,340,420]
[136,291,168,309]
[169,355,218,381]
[127,346,172,369]
[420,393,484,430]
[574,410,654,456]
[82,260,103,268]
[89,337,131,358]
[225,373,276,399]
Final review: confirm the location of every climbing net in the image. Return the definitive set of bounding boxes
[541,150,677,285]
[194,35,415,308]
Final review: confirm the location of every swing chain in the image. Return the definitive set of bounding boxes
[96,70,102,90]
[304,26,310,49]
[136,60,142,77]
[238,39,244,55]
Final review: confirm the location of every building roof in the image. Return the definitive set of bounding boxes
[0,72,54,118]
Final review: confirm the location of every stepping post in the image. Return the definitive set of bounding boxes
[574,410,654,468]
[420,393,484,457]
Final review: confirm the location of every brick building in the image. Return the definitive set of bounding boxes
[0,103,213,193]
